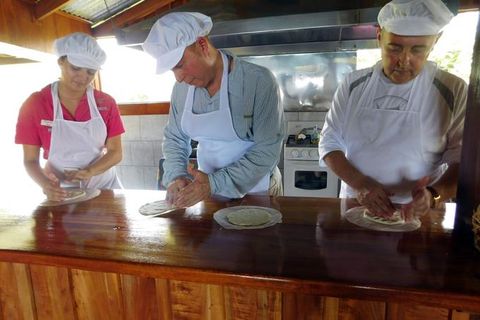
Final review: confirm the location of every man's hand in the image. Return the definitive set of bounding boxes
[173,167,211,208]
[402,177,430,222]
[166,177,192,205]
[356,176,395,217]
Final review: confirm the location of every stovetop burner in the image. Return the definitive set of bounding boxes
[285,134,317,147]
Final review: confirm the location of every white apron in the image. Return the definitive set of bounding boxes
[342,62,443,203]
[180,52,270,197]
[46,82,121,189]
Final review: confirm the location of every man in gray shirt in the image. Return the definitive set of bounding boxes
[143,12,285,207]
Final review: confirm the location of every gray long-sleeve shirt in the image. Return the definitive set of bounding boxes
[162,51,285,198]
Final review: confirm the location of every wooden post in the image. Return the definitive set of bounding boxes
[454,14,480,243]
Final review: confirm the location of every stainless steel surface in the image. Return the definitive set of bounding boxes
[209,9,379,50]
[222,39,378,57]
[243,52,355,111]
[210,8,378,34]
[111,0,458,43]
[116,7,380,49]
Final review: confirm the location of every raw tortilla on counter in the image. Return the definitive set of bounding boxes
[344,206,419,232]
[139,200,176,216]
[213,205,282,230]
[226,208,272,226]
[363,209,405,225]
[65,189,86,201]
[39,189,101,207]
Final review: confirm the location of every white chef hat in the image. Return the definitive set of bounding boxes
[142,12,213,74]
[54,32,106,70]
[378,0,454,36]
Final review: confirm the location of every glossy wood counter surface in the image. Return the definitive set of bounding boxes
[1,189,479,314]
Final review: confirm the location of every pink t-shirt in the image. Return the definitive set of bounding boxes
[15,84,125,159]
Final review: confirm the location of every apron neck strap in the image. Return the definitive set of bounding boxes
[219,51,229,107]
[51,81,99,120]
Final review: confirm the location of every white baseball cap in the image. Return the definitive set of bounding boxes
[142,12,213,74]
[378,0,454,36]
[53,32,106,70]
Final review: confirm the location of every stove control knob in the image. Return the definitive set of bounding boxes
[291,150,299,158]
[309,150,318,158]
[301,150,309,158]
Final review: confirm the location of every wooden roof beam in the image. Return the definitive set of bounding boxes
[34,0,72,20]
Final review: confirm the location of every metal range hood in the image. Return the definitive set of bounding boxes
[207,8,380,56]
[115,3,381,56]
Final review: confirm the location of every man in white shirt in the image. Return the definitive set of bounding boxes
[318,0,467,220]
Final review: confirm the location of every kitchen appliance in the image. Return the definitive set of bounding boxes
[283,120,339,197]
[243,52,355,111]
[239,51,348,198]
[116,7,380,53]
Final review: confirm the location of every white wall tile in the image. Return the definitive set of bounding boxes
[120,141,134,166]
[143,166,159,190]
[287,121,322,136]
[121,115,141,141]
[298,111,327,121]
[152,140,164,165]
[284,112,299,121]
[119,115,169,188]
[121,141,154,166]
[117,166,144,190]
[140,115,169,141]
[116,166,125,186]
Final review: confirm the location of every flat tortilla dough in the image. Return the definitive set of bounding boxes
[363,209,405,225]
[226,208,272,226]
[139,200,175,216]
[65,189,86,201]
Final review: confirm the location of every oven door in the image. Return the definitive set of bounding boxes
[284,160,339,197]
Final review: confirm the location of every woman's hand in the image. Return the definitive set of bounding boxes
[42,172,67,201]
[64,168,93,186]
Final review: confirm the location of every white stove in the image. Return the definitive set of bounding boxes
[283,120,339,198]
[284,135,319,161]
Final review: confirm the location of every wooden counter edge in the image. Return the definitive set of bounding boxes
[1,250,479,313]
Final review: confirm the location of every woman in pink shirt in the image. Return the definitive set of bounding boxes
[15,32,125,201]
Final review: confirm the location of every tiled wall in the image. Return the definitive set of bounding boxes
[284,111,326,122]
[117,114,169,190]
[116,111,325,190]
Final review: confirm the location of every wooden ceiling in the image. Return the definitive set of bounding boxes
[24,0,186,37]
[0,53,36,64]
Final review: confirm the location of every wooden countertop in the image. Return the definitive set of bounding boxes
[0,189,479,311]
